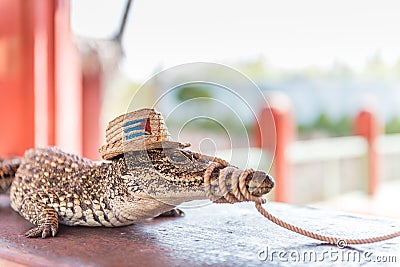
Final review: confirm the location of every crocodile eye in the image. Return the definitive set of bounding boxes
[167,151,191,165]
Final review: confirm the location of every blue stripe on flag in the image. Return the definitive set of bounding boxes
[123,118,146,127]
[124,126,143,134]
[125,132,149,140]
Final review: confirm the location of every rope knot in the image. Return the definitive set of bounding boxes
[203,159,266,204]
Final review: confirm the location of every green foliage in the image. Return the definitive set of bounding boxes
[238,58,271,80]
[298,112,352,138]
[176,85,212,102]
[315,113,331,130]
[386,117,400,134]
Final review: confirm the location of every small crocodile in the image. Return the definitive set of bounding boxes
[0,147,274,238]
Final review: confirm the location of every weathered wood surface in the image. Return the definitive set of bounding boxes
[0,195,399,266]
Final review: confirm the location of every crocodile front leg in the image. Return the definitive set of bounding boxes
[20,191,59,238]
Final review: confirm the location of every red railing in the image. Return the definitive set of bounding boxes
[255,93,382,202]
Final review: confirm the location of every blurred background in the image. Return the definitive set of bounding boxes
[0,0,399,219]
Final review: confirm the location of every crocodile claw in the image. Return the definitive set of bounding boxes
[24,224,58,238]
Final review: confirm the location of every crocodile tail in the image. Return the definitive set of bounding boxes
[0,158,21,193]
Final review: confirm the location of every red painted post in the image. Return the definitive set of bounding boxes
[255,93,295,203]
[54,0,83,155]
[82,61,102,160]
[55,1,103,159]
[0,0,35,156]
[0,1,101,159]
[354,108,382,196]
[34,0,56,147]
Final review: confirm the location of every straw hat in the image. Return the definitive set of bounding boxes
[99,108,190,160]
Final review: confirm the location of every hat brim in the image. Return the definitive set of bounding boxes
[140,140,191,150]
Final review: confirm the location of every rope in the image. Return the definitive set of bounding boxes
[202,156,400,246]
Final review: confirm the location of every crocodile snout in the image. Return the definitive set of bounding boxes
[248,171,275,197]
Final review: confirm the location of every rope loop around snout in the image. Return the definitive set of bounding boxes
[202,155,400,246]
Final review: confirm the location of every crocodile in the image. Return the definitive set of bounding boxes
[0,146,274,238]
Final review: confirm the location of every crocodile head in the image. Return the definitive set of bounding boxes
[118,148,274,210]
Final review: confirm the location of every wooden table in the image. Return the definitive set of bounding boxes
[0,195,399,266]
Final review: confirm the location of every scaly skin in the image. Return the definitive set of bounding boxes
[1,147,274,238]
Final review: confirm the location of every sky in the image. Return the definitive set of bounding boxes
[71,0,400,82]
